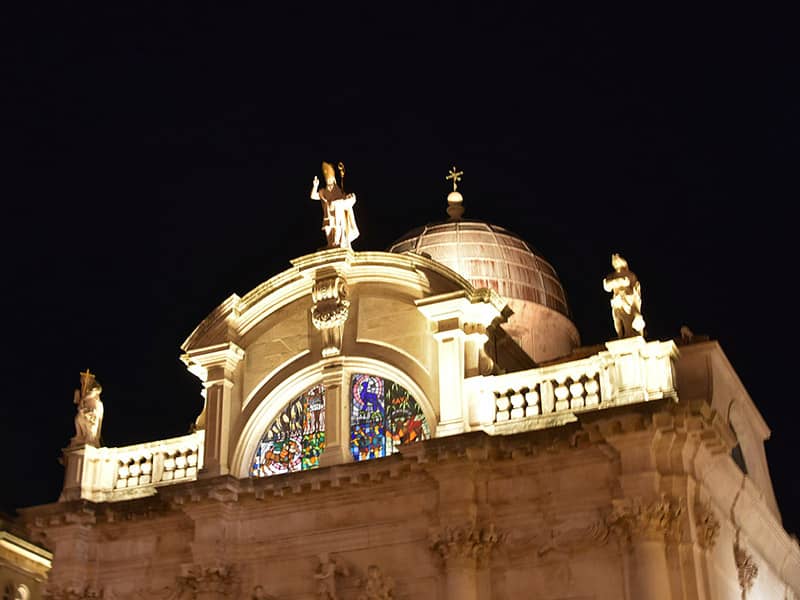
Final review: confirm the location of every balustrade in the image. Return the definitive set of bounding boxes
[470,338,677,432]
[68,431,205,502]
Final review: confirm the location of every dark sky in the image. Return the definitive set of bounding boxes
[2,6,798,535]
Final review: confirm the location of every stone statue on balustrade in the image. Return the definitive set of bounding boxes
[310,161,360,250]
[603,253,646,338]
[314,553,349,600]
[71,369,104,447]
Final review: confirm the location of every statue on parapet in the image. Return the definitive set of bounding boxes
[310,161,360,250]
[71,369,104,446]
[603,253,645,338]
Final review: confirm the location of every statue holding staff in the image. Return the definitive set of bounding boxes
[71,369,104,446]
[310,161,360,249]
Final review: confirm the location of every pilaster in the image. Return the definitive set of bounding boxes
[318,361,351,466]
[181,342,245,477]
[417,292,504,437]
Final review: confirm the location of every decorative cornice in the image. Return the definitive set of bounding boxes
[180,342,245,381]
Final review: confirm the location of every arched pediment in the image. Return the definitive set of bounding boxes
[181,248,482,353]
[180,248,510,479]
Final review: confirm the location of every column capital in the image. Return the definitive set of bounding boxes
[181,342,245,382]
[429,522,500,569]
[606,494,684,544]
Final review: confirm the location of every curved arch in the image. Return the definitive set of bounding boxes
[232,357,436,478]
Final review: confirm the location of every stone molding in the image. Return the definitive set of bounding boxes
[429,523,499,568]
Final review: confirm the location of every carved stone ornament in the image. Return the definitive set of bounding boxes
[356,565,395,600]
[694,502,720,550]
[177,563,237,597]
[734,537,759,596]
[429,523,500,568]
[251,585,279,600]
[311,275,350,357]
[607,495,683,543]
[314,553,349,600]
[45,586,105,600]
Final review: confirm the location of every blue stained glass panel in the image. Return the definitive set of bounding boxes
[350,374,429,462]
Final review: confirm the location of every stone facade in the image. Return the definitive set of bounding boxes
[19,248,800,599]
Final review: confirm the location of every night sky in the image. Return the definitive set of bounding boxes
[2,7,798,536]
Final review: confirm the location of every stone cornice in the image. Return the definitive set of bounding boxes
[22,427,601,529]
[180,341,245,379]
[223,249,489,343]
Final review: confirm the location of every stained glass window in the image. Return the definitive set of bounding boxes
[252,384,325,477]
[350,374,429,461]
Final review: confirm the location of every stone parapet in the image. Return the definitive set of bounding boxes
[467,336,678,434]
[59,431,204,503]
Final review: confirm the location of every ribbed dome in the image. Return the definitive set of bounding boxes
[389,219,570,317]
[389,218,579,363]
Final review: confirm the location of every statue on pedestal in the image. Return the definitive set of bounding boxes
[310,162,360,249]
[603,254,645,338]
[71,369,104,446]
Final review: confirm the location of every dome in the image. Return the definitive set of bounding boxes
[389,217,580,363]
[390,220,570,316]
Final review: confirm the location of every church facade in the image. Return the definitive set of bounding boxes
[20,171,800,600]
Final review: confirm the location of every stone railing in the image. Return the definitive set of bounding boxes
[61,431,205,503]
[466,337,678,434]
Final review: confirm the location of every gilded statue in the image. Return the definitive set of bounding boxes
[72,369,104,446]
[310,162,360,249]
[603,254,645,338]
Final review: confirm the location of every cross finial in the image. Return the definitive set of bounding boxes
[446,166,464,192]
